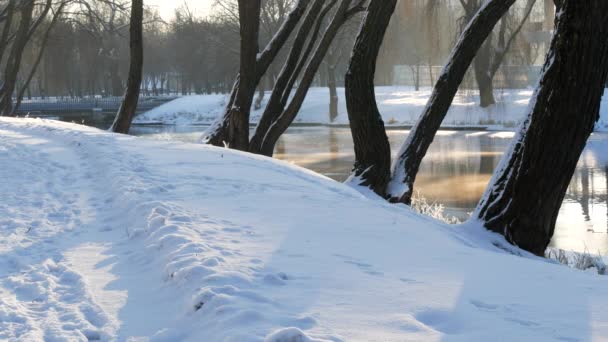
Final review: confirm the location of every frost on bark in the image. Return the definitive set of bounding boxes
[476,0,608,256]
[111,0,144,134]
[387,0,516,204]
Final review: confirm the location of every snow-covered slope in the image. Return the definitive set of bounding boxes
[1,117,607,341]
[134,86,608,131]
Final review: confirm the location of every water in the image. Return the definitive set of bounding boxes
[126,125,608,254]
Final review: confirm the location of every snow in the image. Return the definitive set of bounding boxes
[1,117,608,341]
[134,86,608,131]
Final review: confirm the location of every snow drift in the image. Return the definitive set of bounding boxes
[0,117,607,341]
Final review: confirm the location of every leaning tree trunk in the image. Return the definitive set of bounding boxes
[344,0,397,197]
[249,0,332,153]
[476,0,608,256]
[388,0,517,204]
[0,0,34,116]
[111,0,144,134]
[257,0,363,157]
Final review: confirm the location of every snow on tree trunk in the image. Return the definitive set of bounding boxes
[388,0,516,204]
[111,0,144,134]
[476,0,608,256]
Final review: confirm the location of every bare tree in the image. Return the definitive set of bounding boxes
[202,0,311,149]
[388,0,518,204]
[346,0,518,199]
[0,0,36,115]
[110,0,143,134]
[253,0,366,156]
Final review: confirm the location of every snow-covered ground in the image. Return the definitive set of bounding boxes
[134,86,608,131]
[1,117,608,341]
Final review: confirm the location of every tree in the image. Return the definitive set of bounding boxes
[13,1,67,114]
[0,0,36,115]
[202,0,311,149]
[475,0,608,256]
[388,0,518,204]
[252,0,365,156]
[343,0,397,195]
[111,0,144,134]
[459,0,537,107]
[346,0,516,199]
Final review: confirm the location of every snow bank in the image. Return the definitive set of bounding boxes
[1,117,608,341]
[135,86,608,131]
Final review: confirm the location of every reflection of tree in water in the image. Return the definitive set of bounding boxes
[479,135,495,174]
[329,128,340,170]
[275,137,286,156]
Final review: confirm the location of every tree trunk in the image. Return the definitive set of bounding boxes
[0,0,35,116]
[476,0,608,256]
[202,0,311,148]
[249,0,331,153]
[224,0,262,151]
[473,39,496,108]
[344,0,397,196]
[258,0,360,157]
[388,0,516,204]
[110,0,144,134]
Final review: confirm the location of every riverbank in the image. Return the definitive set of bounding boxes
[1,117,607,341]
[133,86,608,132]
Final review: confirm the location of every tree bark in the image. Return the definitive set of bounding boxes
[388,0,516,204]
[0,0,35,116]
[476,0,608,256]
[344,0,397,196]
[110,0,144,134]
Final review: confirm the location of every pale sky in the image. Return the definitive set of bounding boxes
[146,0,214,20]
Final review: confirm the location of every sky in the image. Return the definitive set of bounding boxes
[146,0,214,20]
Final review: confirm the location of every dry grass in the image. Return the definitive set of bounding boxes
[546,247,607,275]
[411,193,460,224]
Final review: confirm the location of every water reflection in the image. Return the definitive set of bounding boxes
[130,125,608,254]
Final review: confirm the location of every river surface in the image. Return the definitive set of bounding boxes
[124,125,608,255]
